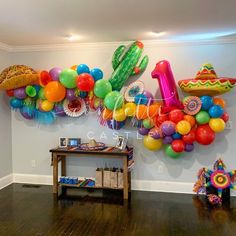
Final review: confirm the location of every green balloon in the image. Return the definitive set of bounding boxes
[104,91,124,110]
[38,88,46,99]
[25,85,36,97]
[164,145,182,158]
[94,79,112,99]
[59,69,77,88]
[143,118,154,129]
[196,111,210,124]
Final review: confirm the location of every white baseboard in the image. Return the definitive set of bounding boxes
[8,173,236,196]
[0,174,13,190]
[13,173,52,185]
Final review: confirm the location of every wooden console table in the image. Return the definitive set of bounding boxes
[50,147,132,200]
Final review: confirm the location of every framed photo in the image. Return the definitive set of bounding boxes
[116,136,127,150]
[67,138,81,148]
[59,137,67,148]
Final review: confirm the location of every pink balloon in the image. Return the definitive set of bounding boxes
[151,60,182,108]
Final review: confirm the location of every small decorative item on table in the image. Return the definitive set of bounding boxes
[59,137,67,148]
[67,138,81,149]
[79,139,106,151]
[95,168,103,187]
[116,136,128,150]
[103,168,111,188]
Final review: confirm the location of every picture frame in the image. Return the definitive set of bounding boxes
[67,138,81,148]
[59,137,67,148]
[115,136,127,150]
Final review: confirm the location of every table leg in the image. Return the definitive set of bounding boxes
[123,157,128,200]
[53,153,58,194]
[61,155,66,176]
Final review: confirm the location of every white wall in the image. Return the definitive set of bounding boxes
[0,49,12,178]
[9,42,236,188]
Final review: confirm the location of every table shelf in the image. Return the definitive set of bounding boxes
[59,182,123,190]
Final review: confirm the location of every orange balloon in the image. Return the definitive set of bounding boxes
[70,65,78,71]
[213,97,226,108]
[44,81,66,102]
[136,105,148,120]
[102,108,113,120]
[184,115,196,127]
[147,103,161,118]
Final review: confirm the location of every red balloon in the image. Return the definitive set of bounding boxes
[169,109,184,123]
[77,73,95,92]
[171,140,185,152]
[196,124,215,145]
[221,112,229,123]
[40,71,52,86]
[156,113,168,126]
[182,130,196,144]
[6,89,14,97]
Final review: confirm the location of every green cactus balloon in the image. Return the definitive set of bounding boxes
[109,41,149,91]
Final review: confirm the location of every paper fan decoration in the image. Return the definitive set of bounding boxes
[124,81,144,102]
[178,63,236,96]
[183,96,202,115]
[63,98,86,117]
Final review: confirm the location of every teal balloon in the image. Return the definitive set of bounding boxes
[38,88,46,99]
[90,68,103,81]
[104,91,124,110]
[77,64,90,75]
[196,111,210,124]
[94,79,112,99]
[164,145,182,158]
[10,98,23,109]
[59,69,78,88]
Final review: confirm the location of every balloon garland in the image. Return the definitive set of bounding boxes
[0,41,236,158]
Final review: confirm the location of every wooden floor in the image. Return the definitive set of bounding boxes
[0,184,236,236]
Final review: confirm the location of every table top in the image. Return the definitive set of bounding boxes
[50,146,131,156]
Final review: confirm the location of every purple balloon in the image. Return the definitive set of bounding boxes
[149,128,162,139]
[14,87,26,99]
[163,136,173,144]
[185,143,194,152]
[54,104,66,117]
[49,67,62,81]
[161,121,176,136]
[138,127,150,136]
[66,89,77,101]
[143,90,154,105]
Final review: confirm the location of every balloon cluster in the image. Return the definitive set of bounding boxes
[8,64,103,124]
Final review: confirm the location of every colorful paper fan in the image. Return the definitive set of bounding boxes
[124,81,144,102]
[210,170,231,189]
[183,96,202,115]
[63,98,86,117]
[178,63,236,96]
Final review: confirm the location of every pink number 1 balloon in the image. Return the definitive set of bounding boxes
[151,60,182,108]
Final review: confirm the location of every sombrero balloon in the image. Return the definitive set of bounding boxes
[0,65,39,90]
[63,98,86,117]
[124,81,144,102]
[178,63,236,96]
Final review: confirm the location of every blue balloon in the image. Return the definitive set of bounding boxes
[209,105,224,118]
[10,98,23,109]
[77,64,90,75]
[134,94,148,105]
[33,85,41,94]
[79,91,88,98]
[200,96,213,110]
[172,132,182,140]
[90,68,103,81]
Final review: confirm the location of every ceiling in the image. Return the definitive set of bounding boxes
[0,0,236,46]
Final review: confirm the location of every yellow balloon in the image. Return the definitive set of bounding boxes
[176,120,191,135]
[113,108,126,121]
[209,118,225,132]
[41,100,54,112]
[143,135,162,151]
[124,103,136,117]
